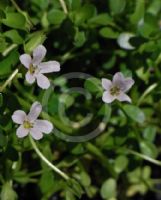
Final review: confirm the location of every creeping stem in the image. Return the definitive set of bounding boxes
[29,135,69,181]
[0,69,19,92]
[128,149,161,167]
[137,83,157,106]
[59,0,68,14]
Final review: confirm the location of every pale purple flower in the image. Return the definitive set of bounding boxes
[12,102,53,140]
[102,72,134,103]
[20,45,60,89]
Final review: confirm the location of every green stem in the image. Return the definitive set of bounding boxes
[29,135,69,181]
[127,149,161,167]
[2,44,18,56]
[10,0,21,11]
[10,0,33,27]
[0,69,19,92]
[137,83,157,106]
[59,0,68,14]
[28,170,43,177]
[86,143,117,178]
[14,79,35,102]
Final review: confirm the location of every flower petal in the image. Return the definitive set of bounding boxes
[123,78,134,92]
[28,102,42,121]
[116,92,131,102]
[113,72,125,85]
[36,73,50,89]
[32,45,46,65]
[34,120,53,134]
[39,61,60,73]
[113,72,132,92]
[102,91,115,103]
[25,71,35,84]
[20,54,32,68]
[30,127,43,140]
[102,78,112,90]
[12,110,26,124]
[16,125,29,138]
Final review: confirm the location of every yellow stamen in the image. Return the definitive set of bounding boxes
[29,64,36,74]
[110,86,120,96]
[23,120,33,129]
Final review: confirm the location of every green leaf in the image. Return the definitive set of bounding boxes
[80,171,91,187]
[74,29,86,47]
[109,0,126,14]
[130,0,145,24]
[88,13,114,26]
[60,94,74,108]
[147,0,161,15]
[143,126,157,142]
[71,144,85,155]
[32,0,49,9]
[73,4,96,25]
[39,170,55,194]
[48,9,66,25]
[65,190,76,200]
[114,155,128,173]
[13,171,30,184]
[100,178,117,199]
[4,30,23,44]
[99,27,119,39]
[0,50,19,77]
[127,168,141,183]
[67,178,84,198]
[48,94,59,114]
[84,77,102,93]
[123,105,145,123]
[71,0,81,10]
[0,36,7,52]
[139,41,157,53]
[138,13,158,38]
[98,104,111,118]
[24,32,46,53]
[2,13,27,30]
[142,166,151,180]
[1,182,17,200]
[140,141,158,158]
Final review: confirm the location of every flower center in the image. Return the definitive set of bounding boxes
[110,86,120,96]
[23,120,33,129]
[29,64,37,74]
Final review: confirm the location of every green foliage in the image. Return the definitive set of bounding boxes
[48,9,66,25]
[123,105,145,124]
[101,178,117,199]
[0,50,19,77]
[109,0,126,15]
[2,13,27,30]
[0,0,161,199]
[1,182,17,200]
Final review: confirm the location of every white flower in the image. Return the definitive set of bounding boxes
[20,45,60,89]
[102,72,134,103]
[12,102,53,140]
